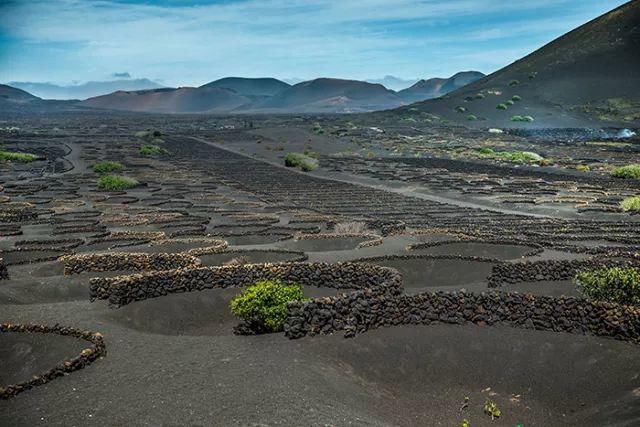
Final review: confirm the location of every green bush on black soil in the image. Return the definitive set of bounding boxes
[455,106,467,113]
[0,150,40,163]
[467,114,478,121]
[511,115,534,122]
[511,95,522,102]
[620,196,640,212]
[505,100,515,106]
[509,79,520,86]
[474,93,485,100]
[496,103,508,110]
[574,267,640,305]
[283,152,318,171]
[92,161,123,173]
[139,144,169,156]
[611,164,640,179]
[97,175,139,191]
[230,279,309,333]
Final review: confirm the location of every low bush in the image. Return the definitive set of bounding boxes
[478,147,494,155]
[505,100,515,106]
[482,150,543,164]
[496,103,508,110]
[230,280,308,332]
[283,152,318,172]
[509,79,520,86]
[576,164,590,172]
[474,93,485,100]
[574,267,640,305]
[510,115,534,122]
[0,150,39,163]
[92,161,123,173]
[139,144,169,156]
[511,95,522,102]
[611,164,640,179]
[466,114,478,121]
[454,106,466,113]
[620,196,640,212]
[97,175,139,191]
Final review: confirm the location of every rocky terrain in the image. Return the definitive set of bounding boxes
[1,113,639,426]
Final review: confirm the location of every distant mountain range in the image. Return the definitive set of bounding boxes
[395,0,640,127]
[2,71,483,114]
[8,78,164,100]
[365,76,420,91]
[398,72,486,103]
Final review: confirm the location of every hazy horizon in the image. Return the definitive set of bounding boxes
[0,0,630,87]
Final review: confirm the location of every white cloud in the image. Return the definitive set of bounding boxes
[0,0,629,85]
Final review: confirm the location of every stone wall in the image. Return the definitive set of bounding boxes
[60,252,201,275]
[0,323,106,400]
[90,262,401,308]
[487,258,640,287]
[285,290,640,344]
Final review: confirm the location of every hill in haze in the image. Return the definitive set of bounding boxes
[200,77,290,97]
[254,78,405,113]
[395,0,640,127]
[398,71,485,103]
[8,78,164,100]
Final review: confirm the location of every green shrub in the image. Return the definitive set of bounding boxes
[574,267,640,305]
[466,114,478,121]
[505,100,515,106]
[283,152,318,171]
[139,144,169,156]
[230,280,309,332]
[576,164,590,172]
[474,93,485,100]
[92,161,123,174]
[509,79,520,86]
[478,147,494,155]
[455,106,467,113]
[620,196,640,212]
[611,164,640,179]
[0,150,39,163]
[511,115,534,122]
[512,95,522,102]
[491,150,543,163]
[97,175,139,191]
[496,103,508,110]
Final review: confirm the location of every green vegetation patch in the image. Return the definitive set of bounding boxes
[574,267,640,306]
[230,279,309,332]
[0,150,39,163]
[511,95,522,102]
[97,175,139,191]
[92,161,123,174]
[620,196,640,212]
[611,164,640,180]
[283,152,319,172]
[466,114,478,121]
[510,115,535,122]
[496,103,508,110]
[139,144,169,156]
[454,106,467,113]
[478,148,544,164]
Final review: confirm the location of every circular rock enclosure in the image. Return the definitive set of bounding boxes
[0,323,106,400]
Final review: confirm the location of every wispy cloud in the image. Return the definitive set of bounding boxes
[0,0,629,85]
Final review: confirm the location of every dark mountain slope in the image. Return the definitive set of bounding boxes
[398,71,485,103]
[200,77,290,97]
[397,1,640,127]
[80,87,251,113]
[256,78,405,113]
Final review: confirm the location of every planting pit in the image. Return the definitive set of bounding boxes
[1,333,87,386]
[410,241,539,260]
[279,236,369,252]
[199,249,306,266]
[356,255,494,292]
[103,284,340,336]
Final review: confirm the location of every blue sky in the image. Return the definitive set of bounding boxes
[0,0,630,86]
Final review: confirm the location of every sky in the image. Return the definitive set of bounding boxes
[0,0,631,87]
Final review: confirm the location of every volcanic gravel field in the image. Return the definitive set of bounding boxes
[1,116,639,426]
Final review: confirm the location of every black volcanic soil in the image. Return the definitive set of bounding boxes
[1,116,640,426]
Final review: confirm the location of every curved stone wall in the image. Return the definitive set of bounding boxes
[59,252,201,275]
[487,258,640,287]
[89,262,402,308]
[0,323,106,400]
